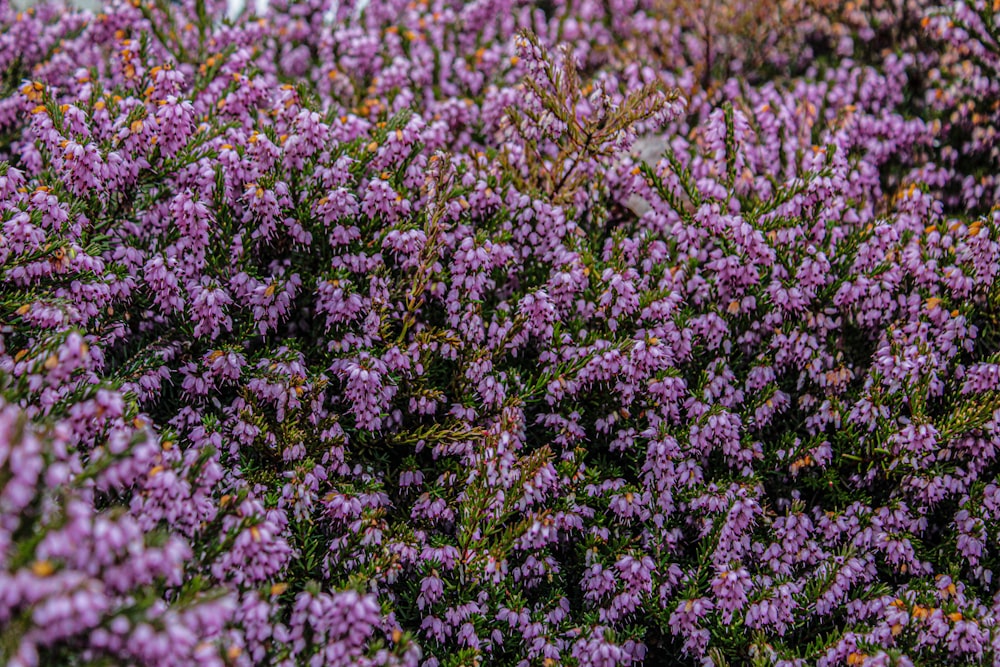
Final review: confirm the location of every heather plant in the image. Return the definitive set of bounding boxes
[918,0,1000,212]
[644,0,817,89]
[0,393,234,667]
[3,0,1000,665]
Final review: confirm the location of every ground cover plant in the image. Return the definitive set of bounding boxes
[4,0,1000,665]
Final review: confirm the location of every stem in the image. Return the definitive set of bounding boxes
[553,130,593,198]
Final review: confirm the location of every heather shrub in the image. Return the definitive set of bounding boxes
[3,0,1000,665]
[919,0,1000,212]
[0,392,234,667]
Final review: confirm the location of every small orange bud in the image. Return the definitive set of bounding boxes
[32,560,55,577]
